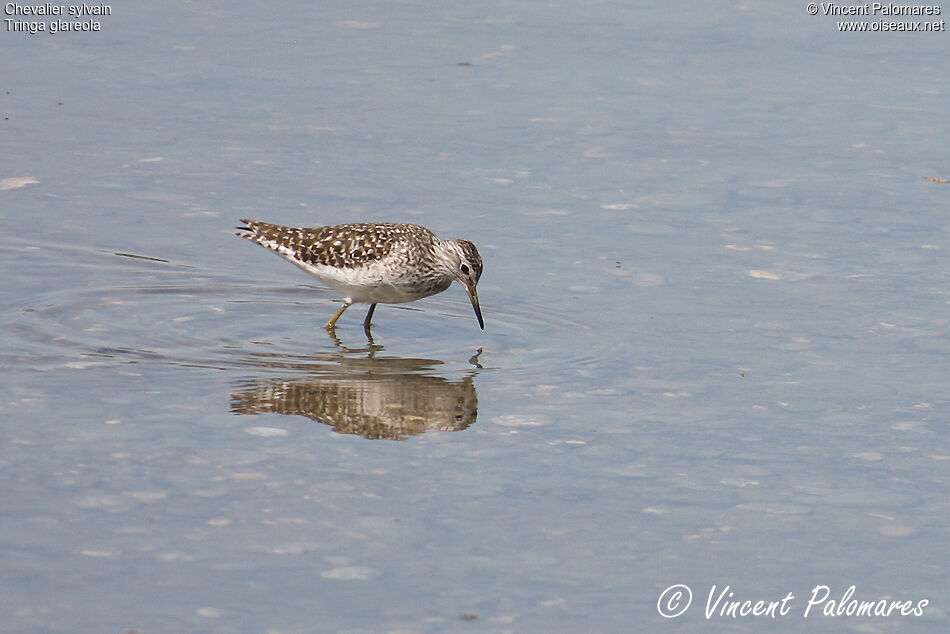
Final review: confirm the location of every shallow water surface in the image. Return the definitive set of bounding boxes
[3,1,950,632]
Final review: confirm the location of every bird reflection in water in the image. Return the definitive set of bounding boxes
[230,352,480,440]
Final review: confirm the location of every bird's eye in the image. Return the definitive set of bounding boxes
[460,264,470,275]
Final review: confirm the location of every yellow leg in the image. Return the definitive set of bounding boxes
[325,299,352,330]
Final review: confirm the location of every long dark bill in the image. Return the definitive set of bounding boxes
[467,285,484,330]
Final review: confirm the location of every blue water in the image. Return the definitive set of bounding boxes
[2,1,948,632]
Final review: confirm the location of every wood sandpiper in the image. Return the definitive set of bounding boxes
[236,219,484,332]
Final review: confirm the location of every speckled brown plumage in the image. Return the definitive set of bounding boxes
[235,218,484,331]
[237,220,441,269]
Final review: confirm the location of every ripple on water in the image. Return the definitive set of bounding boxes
[2,241,602,421]
[5,237,601,379]
[5,237,617,442]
